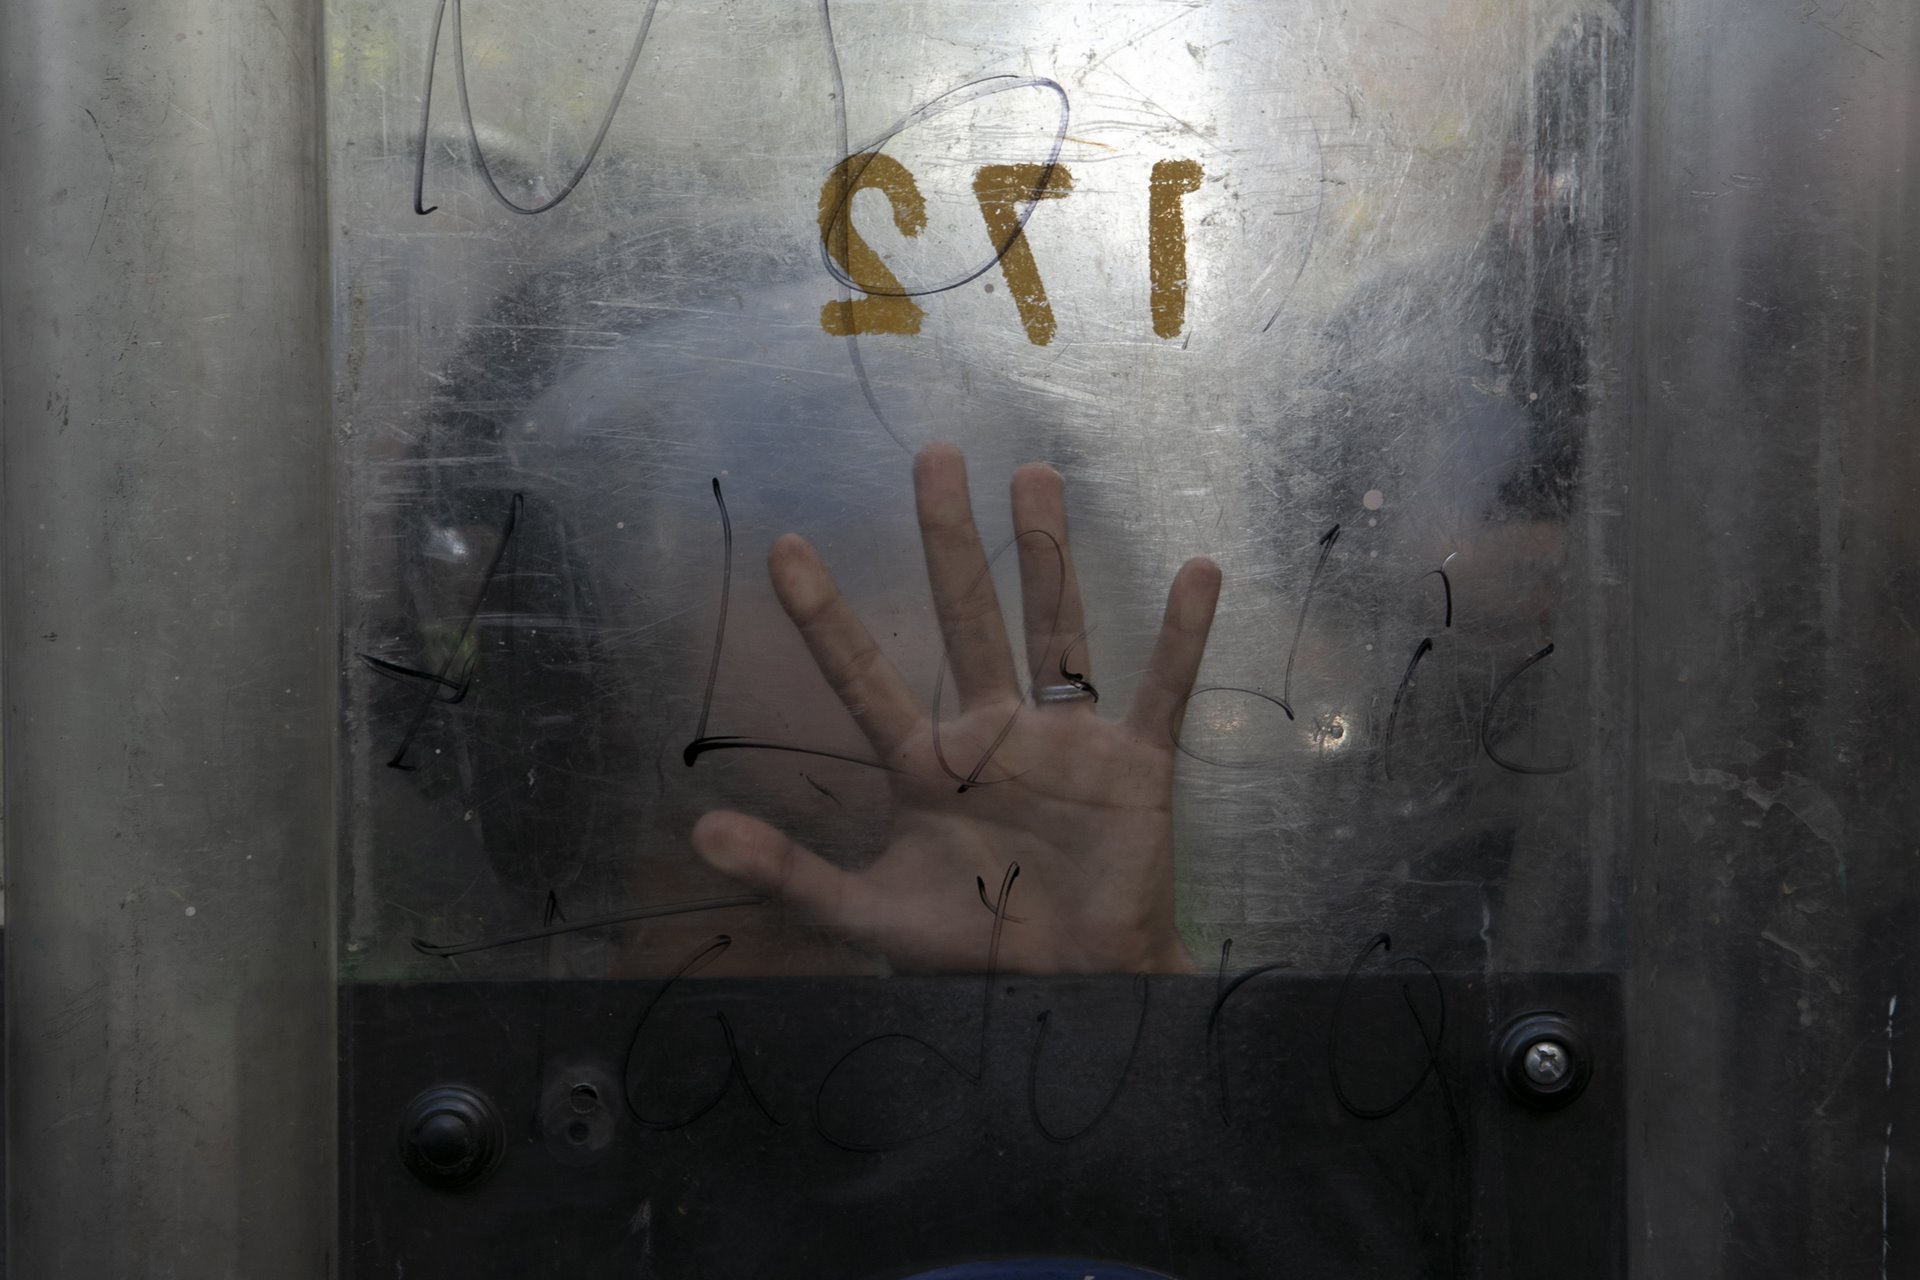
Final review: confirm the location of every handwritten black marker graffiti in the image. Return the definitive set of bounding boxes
[801,773,843,805]
[1382,636,1433,781]
[410,893,763,958]
[684,737,902,770]
[682,477,895,773]
[413,0,666,216]
[1206,937,1295,1124]
[686,477,732,753]
[1173,686,1295,768]
[1326,933,1446,1119]
[385,491,522,770]
[1481,642,1577,775]
[813,864,1019,1152]
[1058,627,1098,702]
[1424,566,1454,628]
[930,528,1072,793]
[410,0,451,213]
[356,651,475,702]
[1028,973,1149,1143]
[1280,523,1340,711]
[1327,932,1468,1280]
[976,874,1029,924]
[623,935,782,1131]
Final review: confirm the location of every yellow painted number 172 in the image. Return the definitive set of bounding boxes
[819,158,1204,345]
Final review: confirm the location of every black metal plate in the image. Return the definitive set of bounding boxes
[343,972,1621,1278]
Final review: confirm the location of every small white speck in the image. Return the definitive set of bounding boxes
[184,906,196,917]
[1362,489,1385,510]
[616,521,625,529]
[1367,517,1377,527]
[1368,549,1378,558]
[1364,643,1374,651]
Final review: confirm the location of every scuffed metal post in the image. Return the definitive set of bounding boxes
[0,0,335,1273]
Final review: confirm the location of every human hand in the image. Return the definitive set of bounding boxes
[692,443,1221,973]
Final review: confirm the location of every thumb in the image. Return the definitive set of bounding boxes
[692,810,872,934]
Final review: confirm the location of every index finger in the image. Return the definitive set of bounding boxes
[768,533,923,758]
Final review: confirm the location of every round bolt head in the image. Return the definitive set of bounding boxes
[1495,1012,1591,1110]
[398,1084,505,1192]
[1523,1039,1569,1085]
[413,1110,477,1170]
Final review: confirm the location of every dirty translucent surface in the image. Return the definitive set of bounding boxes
[331,0,1632,980]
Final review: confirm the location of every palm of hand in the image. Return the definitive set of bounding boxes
[847,693,1187,972]
[693,444,1220,974]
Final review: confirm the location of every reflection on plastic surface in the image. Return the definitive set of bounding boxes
[334,0,1631,982]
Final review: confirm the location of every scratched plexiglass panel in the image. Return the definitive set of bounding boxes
[330,0,1633,979]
